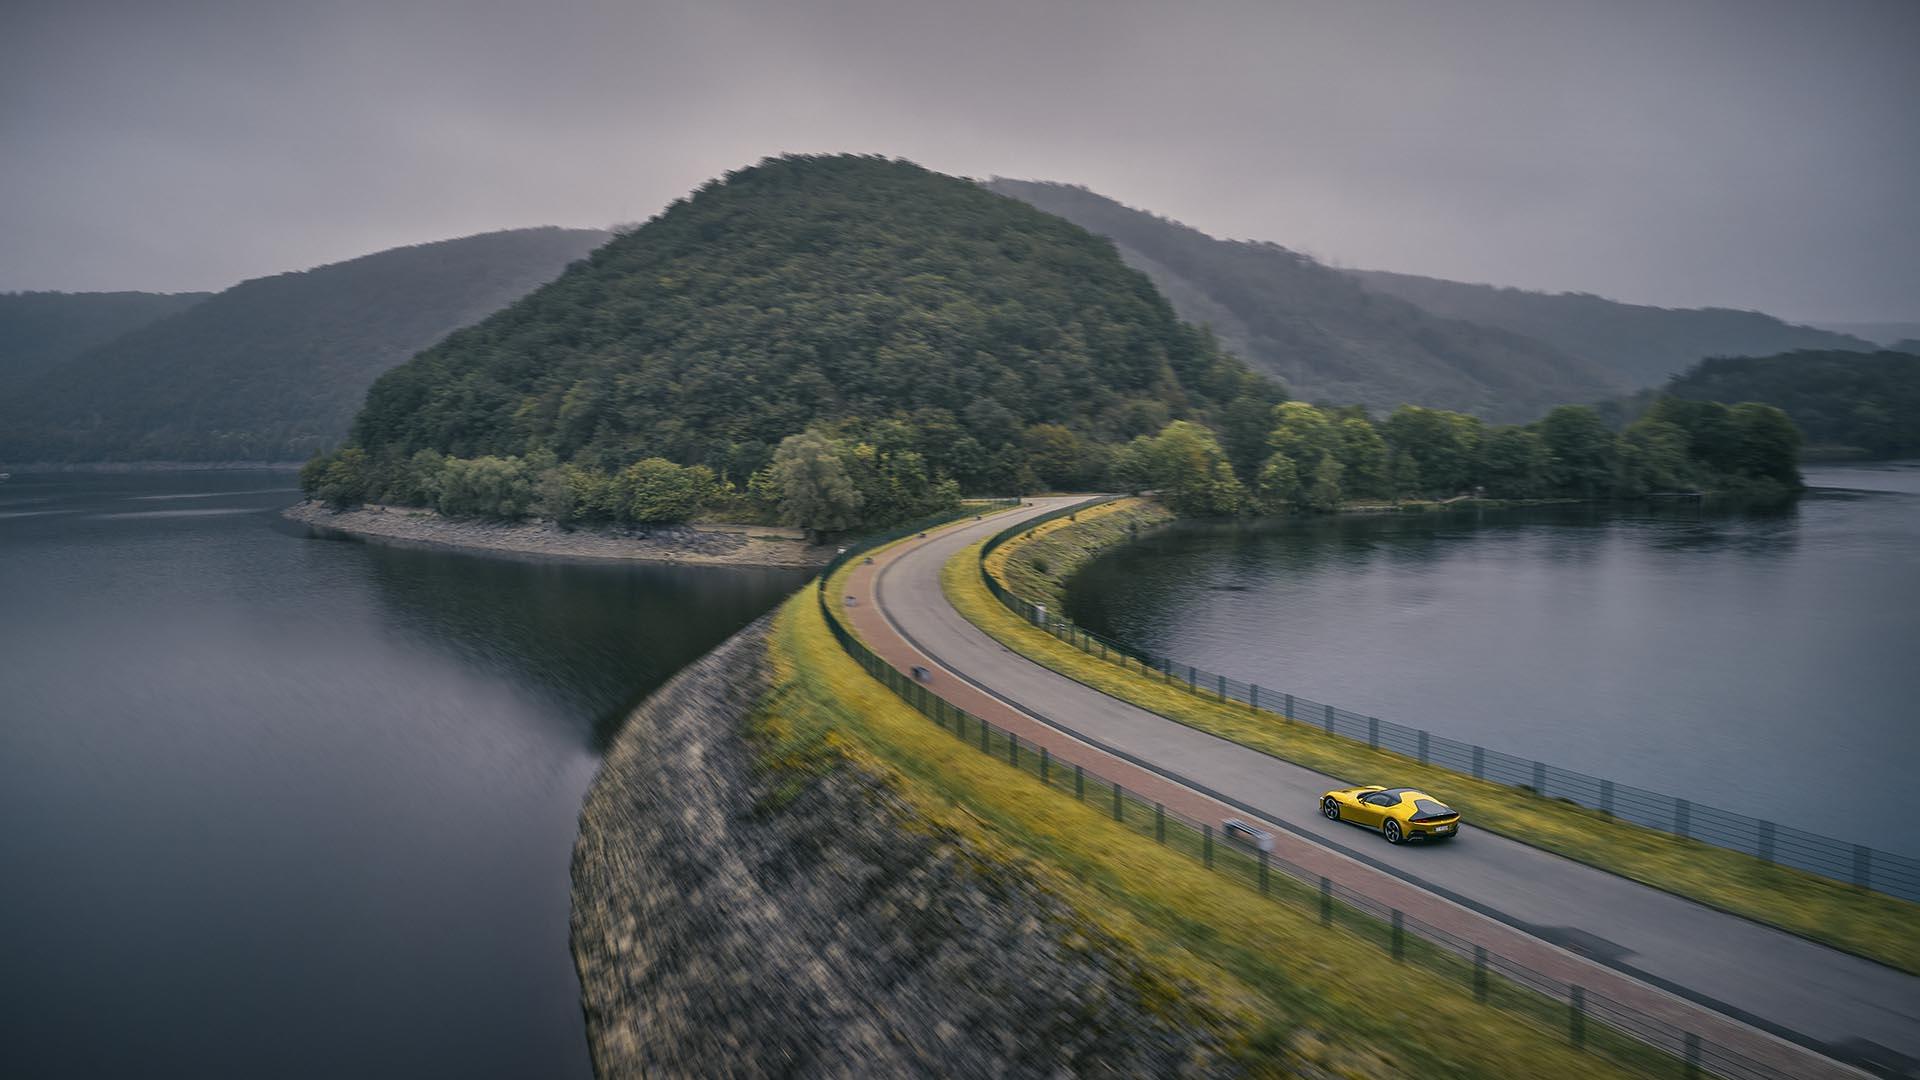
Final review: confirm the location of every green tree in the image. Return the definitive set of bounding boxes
[1538,405,1617,497]
[436,455,532,519]
[1727,402,1802,486]
[1617,418,1692,495]
[614,458,714,523]
[1140,421,1246,516]
[1479,427,1551,499]
[1335,417,1389,498]
[1382,406,1480,495]
[1267,402,1341,476]
[1255,453,1300,514]
[1306,456,1345,511]
[1021,423,1085,490]
[771,430,863,540]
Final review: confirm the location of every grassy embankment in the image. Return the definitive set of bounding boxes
[764,585,1669,1078]
[952,497,1920,974]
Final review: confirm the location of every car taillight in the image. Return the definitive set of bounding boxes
[1412,815,1457,824]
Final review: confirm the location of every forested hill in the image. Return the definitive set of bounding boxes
[0,227,608,463]
[1659,350,1920,459]
[346,155,1270,488]
[0,291,209,389]
[984,179,1621,423]
[1348,269,1876,389]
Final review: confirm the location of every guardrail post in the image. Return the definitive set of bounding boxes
[1113,783,1124,822]
[1758,820,1775,863]
[1323,704,1335,735]
[980,718,990,753]
[1259,850,1270,895]
[1674,797,1691,838]
[1040,746,1049,784]
[1417,729,1429,764]
[1187,665,1196,693]
[1009,733,1018,767]
[1683,1033,1701,1079]
[1284,692,1294,722]
[1368,717,1380,749]
[956,712,966,741]
[1391,910,1404,960]
[1472,745,1485,779]
[1075,765,1084,800]
[1473,946,1488,1002]
[1853,844,1872,889]
[1532,760,1546,795]
[1569,987,1585,1049]
[1155,803,1165,843]
[1204,825,1214,869]
[1163,657,1173,684]
[1599,779,1614,817]
[1320,877,1332,925]
[1250,684,1259,713]
[1217,673,1227,702]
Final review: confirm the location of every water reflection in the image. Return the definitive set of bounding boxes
[1,472,805,1078]
[1067,473,1918,853]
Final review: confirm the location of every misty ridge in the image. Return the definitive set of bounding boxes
[0,162,1912,470]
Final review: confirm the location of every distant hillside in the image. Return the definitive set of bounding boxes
[1809,321,1920,348]
[1659,350,1920,459]
[0,291,209,389]
[1,227,608,463]
[346,155,1268,489]
[1348,269,1877,389]
[984,179,1621,422]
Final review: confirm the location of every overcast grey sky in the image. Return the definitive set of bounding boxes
[3,0,1915,321]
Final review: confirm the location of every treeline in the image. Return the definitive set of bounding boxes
[346,157,1270,483]
[1656,350,1919,460]
[302,424,961,538]
[1111,398,1803,516]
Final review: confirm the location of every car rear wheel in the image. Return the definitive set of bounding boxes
[1322,797,1339,821]
[1383,819,1402,844]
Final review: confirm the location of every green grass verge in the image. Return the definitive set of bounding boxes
[766,589,1670,1079]
[952,518,1920,974]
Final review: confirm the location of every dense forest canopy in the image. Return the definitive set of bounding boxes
[344,155,1276,492]
[984,179,1623,423]
[0,290,209,390]
[1348,269,1876,389]
[1653,349,1920,459]
[0,227,608,463]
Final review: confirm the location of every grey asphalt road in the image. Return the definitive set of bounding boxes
[876,497,1920,1077]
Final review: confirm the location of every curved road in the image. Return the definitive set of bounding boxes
[843,497,1919,1079]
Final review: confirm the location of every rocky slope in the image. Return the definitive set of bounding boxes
[570,617,1239,1077]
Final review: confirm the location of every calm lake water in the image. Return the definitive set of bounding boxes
[0,472,807,1078]
[1067,462,1920,856]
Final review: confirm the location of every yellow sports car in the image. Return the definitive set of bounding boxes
[1320,786,1461,844]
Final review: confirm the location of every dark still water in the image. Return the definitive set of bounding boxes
[0,472,806,1078]
[1067,462,1920,856]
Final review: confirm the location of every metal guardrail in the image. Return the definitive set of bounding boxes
[815,502,1799,1080]
[977,504,1920,904]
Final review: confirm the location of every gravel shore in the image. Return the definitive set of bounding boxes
[282,500,836,568]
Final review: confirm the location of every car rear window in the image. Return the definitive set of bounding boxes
[1413,799,1454,817]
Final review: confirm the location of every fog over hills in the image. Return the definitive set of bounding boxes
[0,291,210,390]
[1347,270,1878,390]
[1,227,609,464]
[986,179,1624,423]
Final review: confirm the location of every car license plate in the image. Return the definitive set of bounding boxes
[1437,824,1452,833]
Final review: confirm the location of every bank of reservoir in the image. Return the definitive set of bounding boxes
[1065,462,1920,856]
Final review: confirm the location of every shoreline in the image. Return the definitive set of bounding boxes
[282,500,837,569]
